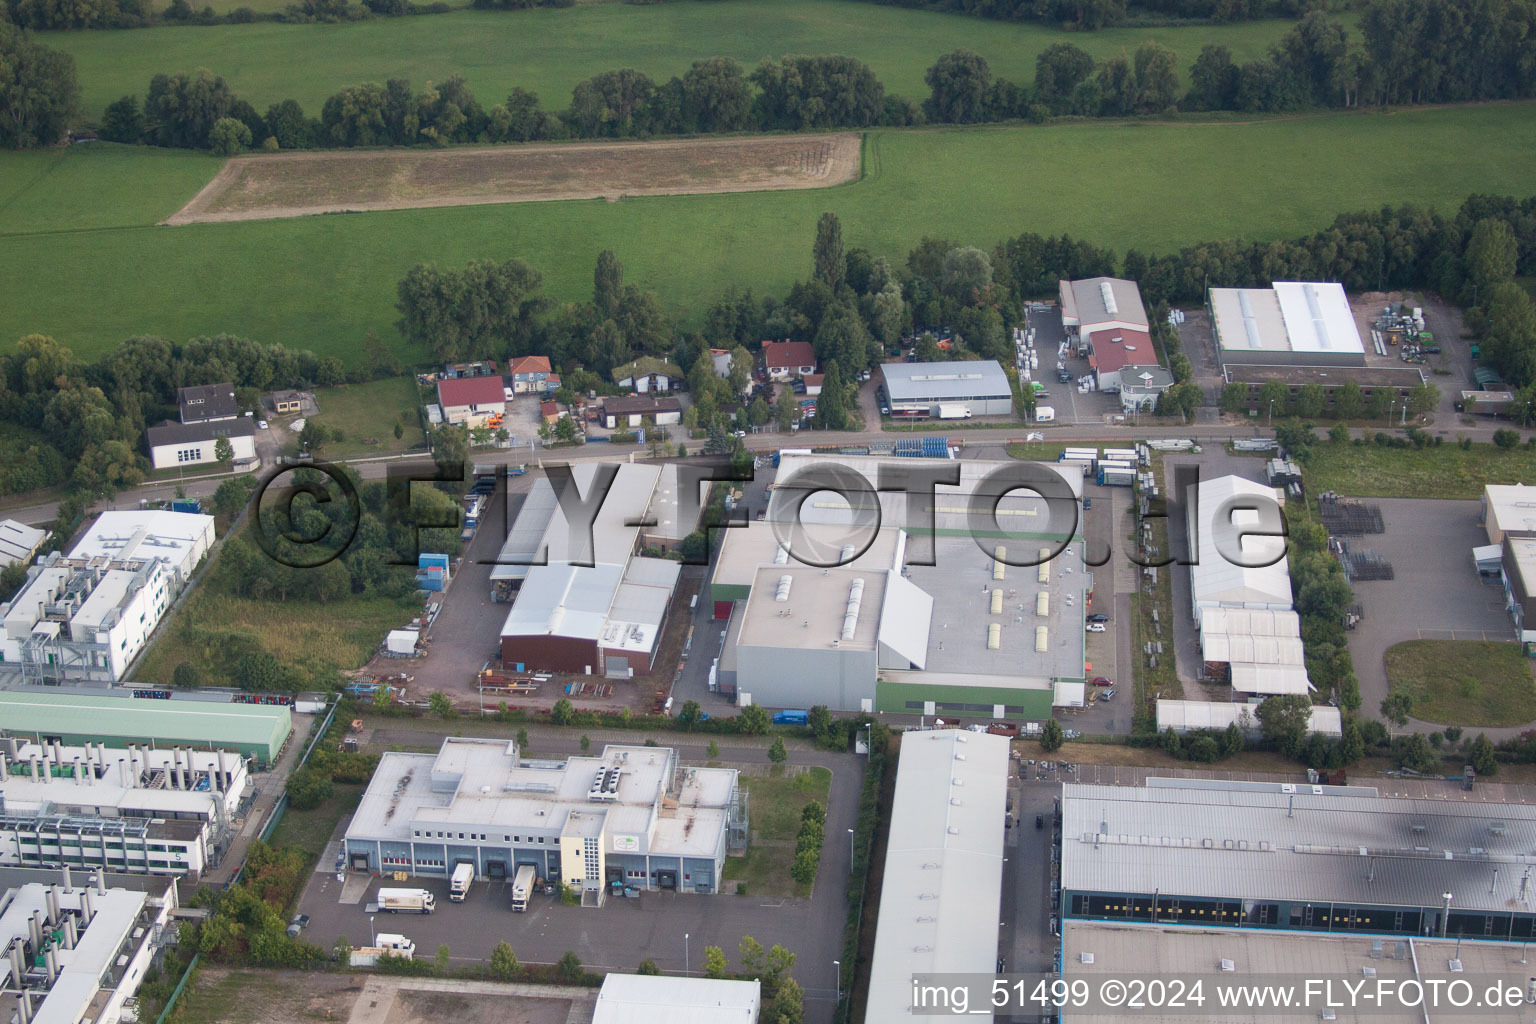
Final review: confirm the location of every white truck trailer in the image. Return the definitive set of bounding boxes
[349,934,416,966]
[378,888,436,914]
[936,403,972,420]
[449,862,474,902]
[510,864,537,913]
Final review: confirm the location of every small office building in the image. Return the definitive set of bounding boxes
[344,738,744,895]
[145,419,257,471]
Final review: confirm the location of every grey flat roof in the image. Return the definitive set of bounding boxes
[1062,781,1536,913]
[866,730,1009,1021]
[593,975,759,1024]
[880,360,1011,401]
[737,565,885,652]
[1063,922,1536,1024]
[490,476,559,583]
[499,563,623,641]
[1062,277,1149,329]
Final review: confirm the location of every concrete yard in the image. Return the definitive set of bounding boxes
[1343,497,1515,724]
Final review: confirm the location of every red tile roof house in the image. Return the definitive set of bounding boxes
[802,373,825,396]
[437,376,507,427]
[762,341,817,381]
[1084,329,1155,393]
[509,355,554,394]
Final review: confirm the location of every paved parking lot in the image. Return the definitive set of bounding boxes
[1343,497,1514,721]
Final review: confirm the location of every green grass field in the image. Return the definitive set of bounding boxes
[1384,639,1536,727]
[306,377,428,459]
[42,0,1305,119]
[1302,436,1536,500]
[5,103,1536,365]
[722,765,830,898]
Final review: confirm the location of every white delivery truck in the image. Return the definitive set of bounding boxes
[350,934,416,966]
[378,888,436,914]
[936,403,972,420]
[449,862,474,902]
[510,864,537,913]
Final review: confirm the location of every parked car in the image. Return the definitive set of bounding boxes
[1086,613,1109,623]
[1086,622,1107,633]
[1035,815,1044,830]
[1091,676,1113,686]
[286,913,310,938]
[1082,497,1092,510]
[257,419,269,429]
[1100,689,1115,702]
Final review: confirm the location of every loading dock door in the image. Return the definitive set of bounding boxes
[486,859,507,878]
[350,853,370,871]
[657,869,678,890]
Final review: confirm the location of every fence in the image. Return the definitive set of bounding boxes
[151,952,201,1024]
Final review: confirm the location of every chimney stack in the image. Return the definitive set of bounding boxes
[28,911,43,949]
[16,990,30,1024]
[62,865,72,892]
[0,755,8,782]
[45,886,60,924]
[44,946,58,983]
[95,869,107,895]
[8,945,23,990]
[81,885,95,925]
[63,914,77,950]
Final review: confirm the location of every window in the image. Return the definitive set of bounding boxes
[176,447,202,464]
[503,835,510,842]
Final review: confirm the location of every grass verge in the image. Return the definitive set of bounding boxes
[1302,438,1536,500]
[723,765,831,899]
[268,782,365,859]
[1384,639,1536,727]
[306,377,428,459]
[1132,458,1181,729]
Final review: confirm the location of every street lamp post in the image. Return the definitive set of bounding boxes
[1268,399,1275,424]
[1441,893,1453,938]
[684,932,690,977]
[369,916,375,947]
[833,959,842,1004]
[848,828,856,872]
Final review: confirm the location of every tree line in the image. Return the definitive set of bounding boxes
[857,0,1304,30]
[1,0,456,31]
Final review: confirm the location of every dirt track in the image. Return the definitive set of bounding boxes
[164,133,862,225]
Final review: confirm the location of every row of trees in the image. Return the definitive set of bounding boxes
[2,0,454,30]
[863,0,1301,29]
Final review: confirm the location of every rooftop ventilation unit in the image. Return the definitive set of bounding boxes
[1237,290,1264,349]
[1219,959,1235,972]
[773,546,789,565]
[775,575,793,602]
[987,623,1002,651]
[839,544,855,563]
[1303,284,1330,349]
[842,578,865,641]
[993,546,1006,581]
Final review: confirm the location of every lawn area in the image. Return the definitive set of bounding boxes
[0,145,221,235]
[42,0,1304,120]
[1302,438,1536,500]
[723,765,830,898]
[268,782,365,859]
[306,377,428,459]
[1384,639,1536,727]
[134,587,418,685]
[5,104,1536,365]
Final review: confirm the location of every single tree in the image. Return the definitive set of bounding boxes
[1039,717,1064,752]
[172,662,201,689]
[579,734,591,751]
[489,940,518,980]
[1380,691,1414,734]
[812,212,845,291]
[703,945,729,979]
[636,957,661,976]
[678,699,702,729]
[1470,733,1498,776]
[550,697,573,725]
[556,951,584,983]
[707,739,720,759]
[213,434,235,469]
[738,704,770,735]
[428,691,454,719]
[768,737,788,763]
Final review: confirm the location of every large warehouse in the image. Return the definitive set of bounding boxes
[495,464,685,676]
[344,737,744,895]
[865,730,1008,1022]
[879,360,1013,418]
[1061,779,1536,940]
[0,690,292,765]
[712,453,1088,716]
[0,511,214,684]
[1209,281,1366,367]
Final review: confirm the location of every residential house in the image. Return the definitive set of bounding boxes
[762,341,816,381]
[1118,365,1175,412]
[541,400,566,426]
[709,349,734,377]
[802,373,825,397]
[602,395,682,430]
[612,357,684,394]
[177,383,240,425]
[437,376,507,428]
[145,419,257,470]
[509,356,554,395]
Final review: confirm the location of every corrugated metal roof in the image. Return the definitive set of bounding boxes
[1197,608,1300,638]
[1188,476,1292,617]
[1155,699,1340,736]
[593,974,759,1024]
[1062,277,1149,329]
[1062,782,1536,913]
[490,476,558,583]
[881,360,1012,402]
[866,730,1008,1020]
[499,563,622,641]
[0,519,45,567]
[1228,663,1313,694]
[0,691,291,759]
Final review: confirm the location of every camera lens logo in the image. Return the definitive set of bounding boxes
[249,462,361,569]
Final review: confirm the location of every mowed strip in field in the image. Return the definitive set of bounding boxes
[165,134,861,224]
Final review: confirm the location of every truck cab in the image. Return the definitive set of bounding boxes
[449,862,474,902]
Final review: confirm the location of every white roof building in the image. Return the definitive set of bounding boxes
[1210,282,1366,367]
[865,730,1009,1021]
[1186,475,1292,622]
[0,519,46,569]
[1155,699,1341,736]
[0,868,178,1024]
[66,511,214,581]
[1481,483,1536,545]
[592,974,759,1024]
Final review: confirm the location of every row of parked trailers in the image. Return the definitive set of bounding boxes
[1056,445,1147,487]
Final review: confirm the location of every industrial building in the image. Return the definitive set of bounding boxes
[344,738,744,896]
[1481,483,1536,545]
[592,975,759,1024]
[494,464,685,676]
[0,740,247,878]
[0,522,46,571]
[1185,477,1308,696]
[1209,282,1366,367]
[865,730,1008,1022]
[0,691,292,765]
[878,361,1013,418]
[711,454,1088,716]
[0,867,178,1024]
[1061,779,1536,940]
[1499,536,1536,645]
[1,512,214,684]
[1059,277,1149,352]
[435,376,507,428]
[1154,698,1341,737]
[1062,921,1536,1024]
